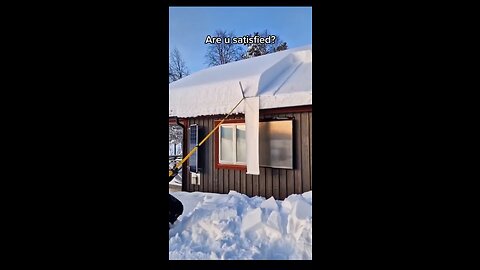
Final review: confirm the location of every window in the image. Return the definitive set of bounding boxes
[215,118,294,170]
[189,124,199,173]
[219,123,246,165]
[259,120,293,169]
[215,119,247,170]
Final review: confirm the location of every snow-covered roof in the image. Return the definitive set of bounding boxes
[169,44,312,118]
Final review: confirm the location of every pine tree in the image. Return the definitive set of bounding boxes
[243,30,288,59]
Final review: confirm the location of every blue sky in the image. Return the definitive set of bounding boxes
[169,7,312,74]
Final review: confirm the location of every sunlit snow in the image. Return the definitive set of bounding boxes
[169,190,312,260]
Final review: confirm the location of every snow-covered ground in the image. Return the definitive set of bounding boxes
[169,173,182,189]
[169,160,182,192]
[169,190,312,260]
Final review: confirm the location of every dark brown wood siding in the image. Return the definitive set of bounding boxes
[184,109,312,200]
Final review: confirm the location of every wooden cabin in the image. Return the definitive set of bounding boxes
[169,45,312,200]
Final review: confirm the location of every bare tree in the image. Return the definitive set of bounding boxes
[169,125,183,144]
[169,48,190,83]
[205,30,243,67]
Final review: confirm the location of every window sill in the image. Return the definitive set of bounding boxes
[215,163,247,170]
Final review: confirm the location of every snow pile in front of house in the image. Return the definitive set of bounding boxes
[169,190,312,260]
[169,45,312,118]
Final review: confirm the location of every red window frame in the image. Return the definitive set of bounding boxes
[214,119,247,171]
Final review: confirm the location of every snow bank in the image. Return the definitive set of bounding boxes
[169,191,312,260]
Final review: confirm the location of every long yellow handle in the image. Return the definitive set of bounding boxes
[169,97,245,177]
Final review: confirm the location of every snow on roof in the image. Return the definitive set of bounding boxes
[169,44,312,118]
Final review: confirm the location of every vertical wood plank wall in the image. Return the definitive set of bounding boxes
[185,111,312,200]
